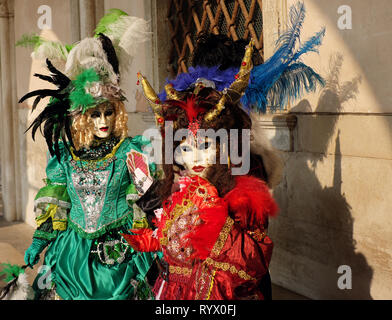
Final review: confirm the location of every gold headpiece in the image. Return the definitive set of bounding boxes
[204,39,254,122]
[137,39,254,127]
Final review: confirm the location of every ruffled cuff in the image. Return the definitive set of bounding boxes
[126,183,141,206]
[131,203,150,229]
[34,179,71,232]
[33,218,59,241]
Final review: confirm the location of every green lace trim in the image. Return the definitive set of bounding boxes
[33,229,59,241]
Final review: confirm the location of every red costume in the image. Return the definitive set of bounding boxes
[123,174,278,300]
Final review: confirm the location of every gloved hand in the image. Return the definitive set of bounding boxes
[121,229,160,252]
[24,238,50,268]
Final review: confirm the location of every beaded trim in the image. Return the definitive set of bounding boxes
[71,137,122,161]
[70,156,117,173]
[205,269,216,300]
[169,265,192,277]
[210,217,234,257]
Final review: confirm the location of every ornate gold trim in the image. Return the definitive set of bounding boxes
[160,199,194,246]
[247,228,267,242]
[169,265,192,277]
[205,257,256,281]
[210,217,234,257]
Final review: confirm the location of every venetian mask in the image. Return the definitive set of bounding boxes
[89,103,116,139]
[177,136,217,178]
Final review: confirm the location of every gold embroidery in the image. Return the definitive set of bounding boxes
[205,257,256,281]
[210,217,234,257]
[169,265,192,277]
[160,199,193,246]
[195,185,208,199]
[205,269,216,300]
[247,228,267,242]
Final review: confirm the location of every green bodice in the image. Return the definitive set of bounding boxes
[37,136,154,240]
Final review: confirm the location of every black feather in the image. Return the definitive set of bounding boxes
[191,32,248,70]
[45,59,70,88]
[53,121,62,161]
[64,116,75,149]
[19,89,63,104]
[98,33,120,75]
[34,73,55,83]
[20,59,73,162]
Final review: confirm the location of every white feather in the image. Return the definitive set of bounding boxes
[105,16,151,72]
[32,41,68,63]
[3,273,34,300]
[65,37,119,84]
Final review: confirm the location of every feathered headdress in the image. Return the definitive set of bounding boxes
[156,1,325,113]
[18,10,150,161]
[137,40,254,131]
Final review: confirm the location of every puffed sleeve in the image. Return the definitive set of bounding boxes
[201,176,278,300]
[33,151,71,241]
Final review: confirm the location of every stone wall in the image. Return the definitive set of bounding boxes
[265,0,392,299]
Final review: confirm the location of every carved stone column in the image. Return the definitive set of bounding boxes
[79,0,95,38]
[0,0,19,221]
[262,0,288,59]
[79,0,104,38]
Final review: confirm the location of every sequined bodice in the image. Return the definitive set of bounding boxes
[46,137,149,239]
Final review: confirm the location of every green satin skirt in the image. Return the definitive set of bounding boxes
[33,227,154,300]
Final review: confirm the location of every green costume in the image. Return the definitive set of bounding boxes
[31,136,156,300]
[16,10,157,300]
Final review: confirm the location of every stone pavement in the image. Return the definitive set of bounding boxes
[0,217,308,300]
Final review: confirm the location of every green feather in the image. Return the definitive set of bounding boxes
[69,68,100,113]
[15,33,43,49]
[0,263,25,283]
[94,8,128,37]
[65,44,75,53]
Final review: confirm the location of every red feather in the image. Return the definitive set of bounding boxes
[167,95,207,122]
[224,176,279,230]
[185,199,228,260]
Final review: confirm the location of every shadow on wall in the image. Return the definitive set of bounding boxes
[269,53,373,299]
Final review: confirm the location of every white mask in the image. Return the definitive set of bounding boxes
[178,136,217,178]
[89,103,116,139]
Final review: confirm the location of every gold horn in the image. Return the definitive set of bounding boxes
[165,83,185,101]
[137,72,164,127]
[204,39,254,122]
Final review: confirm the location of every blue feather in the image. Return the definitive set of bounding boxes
[158,66,238,101]
[242,1,326,113]
[158,2,325,114]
